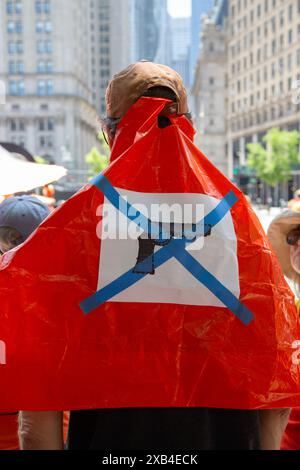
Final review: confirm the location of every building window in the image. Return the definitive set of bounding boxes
[37,60,45,73]
[46,41,52,53]
[257,4,261,16]
[265,0,268,12]
[8,41,16,54]
[45,1,51,13]
[39,119,45,131]
[37,80,46,96]
[37,81,53,96]
[288,30,293,44]
[6,1,13,14]
[8,61,16,74]
[36,21,44,33]
[209,77,214,86]
[36,1,42,13]
[46,61,53,73]
[271,17,276,33]
[7,21,15,33]
[47,118,54,131]
[257,49,261,63]
[289,5,293,21]
[16,22,22,33]
[18,61,24,73]
[37,41,44,53]
[15,2,22,14]
[280,10,284,28]
[279,58,284,73]
[45,21,52,33]
[9,80,24,96]
[18,81,25,96]
[279,34,284,49]
[10,119,17,131]
[271,62,276,78]
[279,81,283,94]
[10,61,24,74]
[17,41,23,53]
[47,80,54,95]
[36,1,51,14]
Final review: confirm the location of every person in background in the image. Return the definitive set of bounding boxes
[268,205,300,450]
[288,189,300,210]
[0,195,50,450]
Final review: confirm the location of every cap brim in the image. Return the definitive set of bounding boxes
[267,210,300,279]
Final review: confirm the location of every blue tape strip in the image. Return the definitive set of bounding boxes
[80,241,177,314]
[169,244,254,326]
[81,179,242,319]
[92,175,236,239]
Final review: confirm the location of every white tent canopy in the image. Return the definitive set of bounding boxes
[0,145,67,196]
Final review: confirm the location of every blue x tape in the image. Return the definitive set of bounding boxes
[80,175,254,325]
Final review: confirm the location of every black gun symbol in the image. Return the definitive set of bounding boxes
[132,222,212,275]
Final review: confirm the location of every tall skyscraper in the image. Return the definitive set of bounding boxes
[170,17,191,88]
[190,0,214,86]
[0,0,98,186]
[192,2,228,175]
[131,0,171,66]
[131,0,160,62]
[92,0,131,115]
[153,0,172,66]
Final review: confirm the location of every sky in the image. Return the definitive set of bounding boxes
[167,0,191,18]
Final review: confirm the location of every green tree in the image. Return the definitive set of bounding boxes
[85,133,109,179]
[246,128,300,186]
[34,155,47,164]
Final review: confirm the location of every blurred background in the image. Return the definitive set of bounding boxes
[1,0,300,211]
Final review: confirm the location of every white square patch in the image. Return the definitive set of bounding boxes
[97,189,240,307]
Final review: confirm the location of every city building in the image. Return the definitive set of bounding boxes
[170,17,190,88]
[227,0,300,198]
[93,0,131,115]
[131,0,171,66]
[0,0,99,189]
[190,0,214,87]
[191,1,228,175]
[153,0,172,66]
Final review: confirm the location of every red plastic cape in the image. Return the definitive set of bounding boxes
[0,97,300,411]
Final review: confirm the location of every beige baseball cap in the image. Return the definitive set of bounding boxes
[105,61,188,119]
[268,208,300,280]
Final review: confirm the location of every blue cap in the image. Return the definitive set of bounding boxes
[0,196,50,242]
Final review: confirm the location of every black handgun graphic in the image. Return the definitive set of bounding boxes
[133,222,212,275]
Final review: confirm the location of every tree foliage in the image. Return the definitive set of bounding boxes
[85,133,109,179]
[246,128,300,186]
